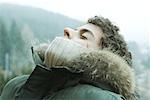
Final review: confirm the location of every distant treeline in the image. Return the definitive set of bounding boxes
[0,3,82,69]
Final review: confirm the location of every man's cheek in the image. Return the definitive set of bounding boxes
[71,39,87,48]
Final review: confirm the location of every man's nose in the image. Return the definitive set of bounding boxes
[64,27,76,39]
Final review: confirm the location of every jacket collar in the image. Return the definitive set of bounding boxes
[61,50,136,100]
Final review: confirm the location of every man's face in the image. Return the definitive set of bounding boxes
[64,23,103,49]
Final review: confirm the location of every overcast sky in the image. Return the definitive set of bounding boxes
[0,0,149,46]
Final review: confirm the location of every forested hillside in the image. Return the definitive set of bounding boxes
[0,4,82,69]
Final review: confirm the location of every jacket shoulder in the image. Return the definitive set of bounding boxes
[0,75,29,100]
[48,84,124,100]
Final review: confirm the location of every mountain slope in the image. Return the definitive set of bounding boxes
[0,3,82,68]
[0,3,83,41]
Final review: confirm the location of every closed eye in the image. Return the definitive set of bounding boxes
[80,34,87,40]
[80,29,89,40]
[80,29,93,40]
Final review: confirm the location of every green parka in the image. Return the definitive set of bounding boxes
[0,50,135,100]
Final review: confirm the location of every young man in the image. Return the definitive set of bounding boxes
[0,16,137,100]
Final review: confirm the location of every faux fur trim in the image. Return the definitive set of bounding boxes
[60,50,136,100]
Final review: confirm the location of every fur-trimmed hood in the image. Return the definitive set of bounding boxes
[58,50,136,100]
[34,44,136,99]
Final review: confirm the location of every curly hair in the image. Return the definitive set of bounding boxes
[87,16,132,67]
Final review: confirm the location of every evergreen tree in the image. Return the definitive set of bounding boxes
[0,19,11,69]
[9,20,26,67]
